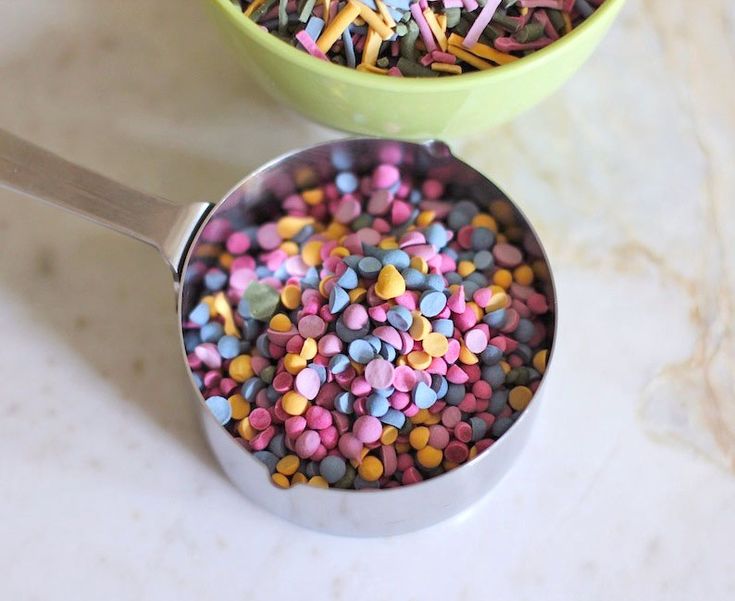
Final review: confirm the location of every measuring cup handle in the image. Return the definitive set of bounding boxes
[0,129,213,280]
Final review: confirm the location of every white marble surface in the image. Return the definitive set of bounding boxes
[1,0,734,599]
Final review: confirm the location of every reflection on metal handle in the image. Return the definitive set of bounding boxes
[0,129,212,280]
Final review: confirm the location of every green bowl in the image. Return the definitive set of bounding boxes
[208,0,625,139]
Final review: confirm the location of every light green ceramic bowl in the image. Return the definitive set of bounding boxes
[208,0,625,139]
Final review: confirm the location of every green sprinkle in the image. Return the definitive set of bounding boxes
[397,57,439,78]
[244,282,280,321]
[491,12,520,33]
[251,0,278,22]
[399,20,420,61]
[445,7,461,29]
[547,9,565,32]
[395,22,408,36]
[515,21,544,43]
[376,56,390,69]
[298,0,317,23]
[278,0,289,33]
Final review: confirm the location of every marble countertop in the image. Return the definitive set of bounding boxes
[1,1,734,599]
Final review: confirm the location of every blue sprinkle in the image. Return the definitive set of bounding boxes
[336,319,369,342]
[372,386,395,398]
[204,268,228,291]
[266,385,280,402]
[445,383,465,405]
[342,26,356,68]
[365,335,382,353]
[237,298,251,318]
[217,335,240,359]
[336,267,358,290]
[463,280,480,299]
[413,381,437,409]
[255,266,272,278]
[254,450,279,473]
[192,373,203,390]
[447,201,479,230]
[473,250,494,270]
[491,416,514,438]
[343,254,361,269]
[242,377,265,400]
[515,319,535,343]
[424,223,448,249]
[387,306,413,331]
[292,225,315,244]
[184,331,200,353]
[431,374,448,399]
[382,249,410,270]
[274,265,289,281]
[380,408,406,428]
[358,256,383,278]
[489,389,508,415]
[256,333,271,358]
[329,353,351,374]
[356,0,377,8]
[311,363,327,383]
[444,247,458,260]
[419,290,447,317]
[383,0,409,8]
[379,343,397,362]
[480,345,503,365]
[200,321,224,343]
[484,308,506,328]
[401,267,426,289]
[329,285,350,313]
[431,318,454,337]
[331,148,353,171]
[268,433,287,458]
[336,171,359,193]
[205,395,232,425]
[348,339,375,363]
[367,394,390,417]
[362,244,389,261]
[424,274,445,291]
[409,189,422,203]
[305,15,325,39]
[482,365,506,388]
[470,416,488,441]
[471,227,495,251]
[302,267,321,289]
[320,455,347,484]
[188,302,210,326]
[335,391,354,414]
[445,272,462,285]
[467,272,488,286]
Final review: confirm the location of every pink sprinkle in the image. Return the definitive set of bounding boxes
[462,0,502,49]
[195,343,221,369]
[392,365,416,392]
[295,367,321,400]
[462,0,478,10]
[464,328,488,353]
[353,415,383,443]
[410,3,437,53]
[446,286,466,313]
[443,0,463,7]
[285,416,307,438]
[343,303,369,330]
[431,50,457,64]
[446,364,469,384]
[373,325,403,350]
[338,433,363,460]
[295,30,330,61]
[295,430,321,458]
[365,358,395,390]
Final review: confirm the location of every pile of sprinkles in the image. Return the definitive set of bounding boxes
[229,0,605,76]
[183,161,553,490]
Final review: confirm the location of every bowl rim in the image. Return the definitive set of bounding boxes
[211,0,624,89]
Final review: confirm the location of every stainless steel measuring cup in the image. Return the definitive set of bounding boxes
[0,130,556,536]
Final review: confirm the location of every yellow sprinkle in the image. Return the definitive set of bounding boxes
[348,287,367,303]
[236,417,256,441]
[375,0,395,27]
[514,264,534,286]
[443,460,458,470]
[409,312,431,341]
[276,455,301,476]
[291,472,308,485]
[467,301,483,321]
[356,64,390,75]
[423,8,448,51]
[380,425,399,446]
[509,386,533,411]
[302,188,324,205]
[395,356,407,367]
[409,426,430,450]
[490,284,505,295]
[378,238,399,250]
[437,13,447,33]
[493,269,513,289]
[323,0,331,25]
[472,213,498,232]
[351,0,394,40]
[283,353,307,375]
[243,0,264,17]
[269,313,292,332]
[308,475,330,488]
[219,253,233,269]
[411,408,430,425]
[300,337,318,360]
[359,26,383,67]
[431,63,462,75]
[563,11,572,34]
[324,222,350,240]
[423,332,448,358]
[330,246,350,258]
[499,361,511,375]
[410,255,429,274]
[214,292,240,338]
[457,260,476,277]
[276,216,314,239]
[458,344,478,365]
[417,446,443,469]
[229,355,253,383]
[358,456,384,481]
[407,350,432,370]
[486,291,508,313]
[316,0,362,53]
[447,33,519,65]
[229,394,251,420]
[424,412,441,425]
[302,240,324,267]
[447,44,494,70]
[279,241,299,256]
[375,264,406,300]
[318,275,335,298]
[533,349,548,374]
[282,391,309,415]
[272,473,290,488]
[468,445,478,460]
[416,210,435,227]
[280,284,302,310]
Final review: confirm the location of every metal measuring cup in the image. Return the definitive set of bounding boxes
[0,130,556,536]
